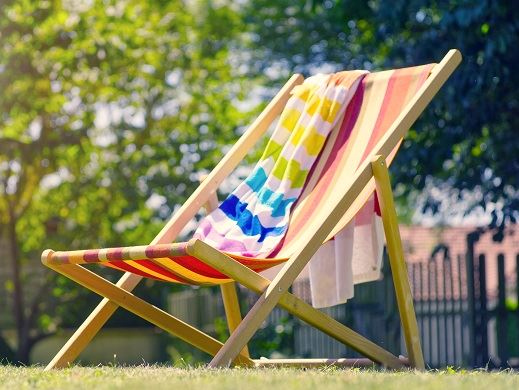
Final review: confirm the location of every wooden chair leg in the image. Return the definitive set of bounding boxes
[220,282,250,358]
[209,291,276,368]
[189,240,404,369]
[371,155,425,370]
[44,262,253,368]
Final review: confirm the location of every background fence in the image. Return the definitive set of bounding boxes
[167,234,519,368]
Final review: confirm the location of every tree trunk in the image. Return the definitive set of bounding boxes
[16,330,31,365]
[0,333,15,363]
[6,209,30,364]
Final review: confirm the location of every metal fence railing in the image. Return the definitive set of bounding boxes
[166,244,519,368]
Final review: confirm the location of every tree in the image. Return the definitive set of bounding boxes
[0,0,256,363]
[242,0,519,233]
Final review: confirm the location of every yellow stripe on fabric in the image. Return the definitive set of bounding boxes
[292,86,311,101]
[280,108,302,131]
[298,112,343,196]
[271,157,307,188]
[260,140,283,161]
[290,124,327,156]
[152,258,228,285]
[283,111,345,246]
[67,252,88,264]
[126,260,183,283]
[306,94,342,123]
[290,81,322,101]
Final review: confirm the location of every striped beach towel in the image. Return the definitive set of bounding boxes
[194,72,367,257]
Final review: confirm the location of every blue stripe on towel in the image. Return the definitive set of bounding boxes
[245,168,297,217]
[219,195,287,242]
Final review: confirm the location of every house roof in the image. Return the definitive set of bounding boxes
[400,225,518,301]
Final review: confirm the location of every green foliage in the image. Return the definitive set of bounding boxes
[249,316,295,359]
[0,0,258,362]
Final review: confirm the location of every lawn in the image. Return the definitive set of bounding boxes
[0,366,518,390]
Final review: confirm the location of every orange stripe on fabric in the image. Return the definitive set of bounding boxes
[128,260,192,283]
[331,70,369,88]
[103,261,190,284]
[328,65,434,240]
[154,257,228,285]
[170,255,283,281]
[362,65,434,163]
[360,69,413,162]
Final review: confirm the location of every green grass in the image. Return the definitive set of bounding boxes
[0,366,517,389]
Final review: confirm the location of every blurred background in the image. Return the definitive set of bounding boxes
[0,0,517,368]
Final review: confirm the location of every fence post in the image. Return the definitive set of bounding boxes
[516,254,519,362]
[382,252,401,357]
[497,253,508,367]
[516,254,519,306]
[446,256,456,365]
[456,255,465,365]
[465,232,478,367]
[419,261,427,365]
[441,257,448,366]
[476,254,488,367]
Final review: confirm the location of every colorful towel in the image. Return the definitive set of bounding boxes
[194,72,367,257]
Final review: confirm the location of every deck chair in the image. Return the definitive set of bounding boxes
[42,49,461,370]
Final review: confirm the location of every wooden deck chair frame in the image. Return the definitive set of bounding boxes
[42,49,462,371]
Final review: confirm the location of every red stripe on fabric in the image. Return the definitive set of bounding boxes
[106,248,124,261]
[167,256,227,279]
[103,261,165,281]
[360,69,413,163]
[135,259,193,283]
[360,73,399,161]
[374,192,381,216]
[104,260,190,284]
[84,250,100,263]
[233,257,284,267]
[169,255,277,279]
[370,66,433,219]
[103,256,279,284]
